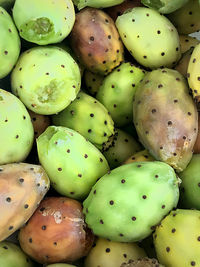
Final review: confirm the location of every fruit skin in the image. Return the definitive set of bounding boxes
[168,0,200,34]
[116,7,181,69]
[70,7,124,75]
[84,70,104,97]
[83,161,180,242]
[73,0,124,10]
[0,7,20,79]
[28,110,50,139]
[124,150,154,165]
[0,241,35,267]
[193,113,200,153]
[133,68,198,172]
[84,238,146,267]
[47,264,76,267]
[97,62,145,127]
[37,126,110,200]
[0,89,34,164]
[11,46,81,115]
[19,197,94,264]
[175,47,193,78]
[0,163,50,241]
[120,257,163,267]
[13,0,75,45]
[153,209,200,267]
[103,128,142,169]
[179,35,199,54]
[52,91,115,151]
[141,0,189,14]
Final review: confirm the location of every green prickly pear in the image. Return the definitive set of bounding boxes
[133,68,198,172]
[116,7,181,69]
[0,89,34,164]
[84,70,104,96]
[84,238,146,267]
[83,161,180,242]
[0,7,20,79]
[52,91,115,151]
[124,150,154,165]
[0,241,35,267]
[11,46,81,115]
[70,7,124,75]
[153,209,200,267]
[0,163,50,241]
[37,126,110,200]
[13,0,75,45]
[73,0,124,10]
[120,258,163,267]
[179,35,199,54]
[96,62,145,127]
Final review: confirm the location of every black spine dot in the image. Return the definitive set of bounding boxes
[105,248,110,253]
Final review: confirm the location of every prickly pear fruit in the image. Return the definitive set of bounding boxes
[168,0,200,34]
[70,8,124,75]
[11,46,81,115]
[175,47,193,77]
[0,89,34,164]
[103,129,142,169]
[84,70,104,96]
[116,7,181,69]
[124,150,154,165]
[47,265,76,267]
[97,62,145,127]
[73,0,124,10]
[52,91,115,151]
[153,209,200,267]
[83,161,180,242]
[193,113,200,153]
[19,197,94,264]
[141,0,189,14]
[13,0,75,45]
[28,110,50,138]
[37,126,109,200]
[0,241,35,267]
[120,258,163,267]
[84,238,146,267]
[0,7,20,79]
[133,68,198,172]
[179,35,199,54]
[0,163,50,241]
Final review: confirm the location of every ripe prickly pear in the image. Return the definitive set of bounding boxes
[28,110,50,138]
[133,68,198,172]
[84,70,104,96]
[73,0,124,10]
[37,126,109,200]
[124,150,154,165]
[116,7,181,69]
[70,8,124,75]
[11,46,81,115]
[84,238,146,267]
[175,47,193,78]
[52,91,115,151]
[97,62,145,127]
[120,258,163,267]
[0,241,35,267]
[83,161,180,242]
[153,209,200,267]
[0,163,50,241]
[13,0,75,45]
[19,197,94,264]
[0,7,20,79]
[0,89,34,164]
[179,35,199,54]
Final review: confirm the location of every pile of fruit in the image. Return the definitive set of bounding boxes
[1,0,200,266]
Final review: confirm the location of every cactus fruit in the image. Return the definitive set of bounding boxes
[193,113,200,153]
[37,126,109,200]
[70,8,124,75]
[84,70,104,96]
[0,7,20,79]
[73,0,124,10]
[83,161,180,242]
[47,265,77,267]
[11,46,81,115]
[141,0,189,14]
[168,0,200,34]
[96,62,145,127]
[52,91,115,151]
[19,197,94,264]
[84,238,146,267]
[179,35,199,54]
[0,89,34,164]
[13,0,75,45]
[133,68,198,172]
[0,163,50,241]
[179,154,200,209]
[124,150,154,165]
[0,241,35,267]
[153,209,200,267]
[28,110,50,138]
[120,258,163,267]
[116,7,181,69]
[175,47,193,78]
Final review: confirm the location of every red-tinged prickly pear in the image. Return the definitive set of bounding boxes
[179,35,199,54]
[175,48,193,78]
[133,68,198,172]
[84,238,146,267]
[193,113,200,153]
[120,258,163,267]
[28,110,50,139]
[70,8,124,75]
[124,150,154,165]
[19,197,94,264]
[0,163,50,241]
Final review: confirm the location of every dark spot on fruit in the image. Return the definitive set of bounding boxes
[143,195,147,199]
[121,179,125,183]
[54,242,57,245]
[161,52,165,56]
[104,120,107,125]
[61,65,65,68]
[93,190,96,194]
[78,174,82,177]
[193,58,196,63]
[16,135,19,139]
[24,204,29,209]
[58,168,62,171]
[105,248,110,253]
[137,164,141,168]
[168,121,172,126]
[132,216,136,221]
[143,55,147,59]
[90,36,94,41]
[100,219,104,224]
[119,233,124,236]
[172,228,176,233]
[174,99,178,103]
[4,51,8,55]
[3,246,8,249]
[19,178,24,183]
[160,146,163,150]
[188,112,192,116]
[191,261,196,266]
[152,109,156,113]
[100,158,103,162]
[166,247,170,252]
[158,84,163,88]
[157,30,161,34]
[108,35,111,39]
[198,183,200,187]
[40,207,45,212]
[162,205,165,209]
[155,175,159,178]
[109,200,114,205]
[42,225,46,230]
[9,226,13,230]
[88,129,92,133]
